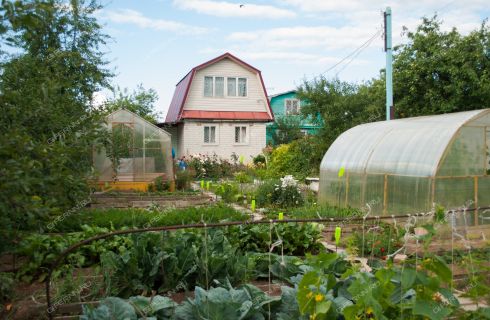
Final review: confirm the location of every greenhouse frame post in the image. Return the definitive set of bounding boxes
[384,7,393,120]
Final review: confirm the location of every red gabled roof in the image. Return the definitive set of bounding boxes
[181,110,272,121]
[164,52,273,123]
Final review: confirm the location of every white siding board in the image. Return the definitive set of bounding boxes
[184,58,269,113]
[179,121,266,162]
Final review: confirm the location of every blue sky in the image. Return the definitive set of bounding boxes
[96,0,489,119]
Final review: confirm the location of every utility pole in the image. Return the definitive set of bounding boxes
[384,7,393,120]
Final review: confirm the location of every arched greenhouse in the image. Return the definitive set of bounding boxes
[319,109,490,223]
[93,109,174,191]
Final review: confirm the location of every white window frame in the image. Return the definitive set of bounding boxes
[234,125,249,145]
[237,77,248,97]
[203,125,219,145]
[204,76,214,97]
[227,77,248,98]
[285,98,301,115]
[203,76,248,98]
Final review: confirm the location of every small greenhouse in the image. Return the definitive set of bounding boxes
[93,109,174,190]
[319,109,490,223]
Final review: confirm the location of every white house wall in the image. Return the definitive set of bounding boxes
[184,58,269,113]
[180,121,266,162]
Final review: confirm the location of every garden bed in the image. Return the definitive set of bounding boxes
[90,191,213,209]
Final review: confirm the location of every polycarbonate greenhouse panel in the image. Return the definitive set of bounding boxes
[319,109,490,215]
[437,126,486,177]
[322,110,484,177]
[93,109,173,182]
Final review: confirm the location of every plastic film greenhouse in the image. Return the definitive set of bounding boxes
[93,109,174,190]
[319,109,490,223]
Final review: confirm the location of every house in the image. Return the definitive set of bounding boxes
[163,53,274,163]
[266,90,322,145]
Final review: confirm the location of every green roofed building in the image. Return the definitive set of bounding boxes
[266,90,322,145]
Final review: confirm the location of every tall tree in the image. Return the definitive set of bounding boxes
[0,0,111,245]
[105,84,160,123]
[271,116,303,146]
[296,78,384,168]
[393,17,490,117]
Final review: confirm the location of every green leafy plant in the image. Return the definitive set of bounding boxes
[227,223,323,256]
[81,295,177,320]
[148,176,171,192]
[254,177,304,208]
[175,283,281,320]
[0,272,14,305]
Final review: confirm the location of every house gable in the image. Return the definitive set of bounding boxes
[164,53,273,123]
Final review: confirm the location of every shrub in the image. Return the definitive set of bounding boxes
[234,171,252,183]
[175,169,194,191]
[215,182,241,203]
[147,176,170,192]
[255,176,304,208]
[252,154,266,167]
[0,272,14,304]
[186,153,234,179]
[267,136,321,180]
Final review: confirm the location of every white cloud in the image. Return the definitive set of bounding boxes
[173,0,295,19]
[228,26,382,51]
[105,9,208,35]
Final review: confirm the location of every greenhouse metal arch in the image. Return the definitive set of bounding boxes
[319,109,490,223]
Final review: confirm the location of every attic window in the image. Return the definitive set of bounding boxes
[285,99,300,115]
[204,76,213,97]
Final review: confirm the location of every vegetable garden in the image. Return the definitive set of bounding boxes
[3,179,488,319]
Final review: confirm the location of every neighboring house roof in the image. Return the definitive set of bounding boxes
[164,52,273,123]
[268,90,296,100]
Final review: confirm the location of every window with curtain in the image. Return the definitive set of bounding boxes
[227,77,236,96]
[238,78,247,97]
[204,76,213,97]
[204,126,216,143]
[234,126,247,143]
[285,99,300,115]
[215,77,224,97]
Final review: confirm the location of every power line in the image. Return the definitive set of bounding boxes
[335,29,382,76]
[320,28,382,76]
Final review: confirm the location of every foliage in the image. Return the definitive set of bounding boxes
[81,295,177,320]
[104,84,160,123]
[16,225,131,282]
[175,283,281,320]
[352,223,403,258]
[81,284,281,320]
[254,177,304,208]
[185,153,236,179]
[267,139,319,179]
[293,252,460,320]
[296,18,489,175]
[0,0,111,248]
[0,272,14,304]
[148,176,171,192]
[286,204,362,219]
[271,116,303,146]
[175,169,194,191]
[101,230,249,297]
[51,204,247,232]
[393,17,490,118]
[252,154,266,167]
[81,247,473,320]
[296,78,383,174]
[227,223,323,256]
[234,171,253,184]
[214,182,241,203]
